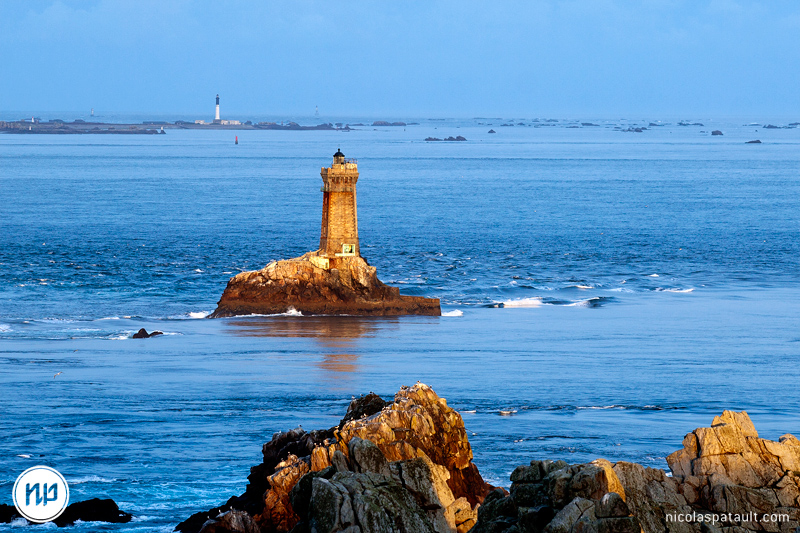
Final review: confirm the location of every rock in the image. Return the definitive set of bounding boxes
[473,459,639,533]
[339,393,388,430]
[582,122,600,126]
[53,498,132,526]
[426,137,443,141]
[209,253,440,317]
[665,410,800,529]
[595,492,630,518]
[613,461,698,533]
[178,383,492,533]
[488,129,496,133]
[132,328,163,338]
[711,130,723,135]
[309,471,434,532]
[199,510,260,533]
[746,140,762,143]
[0,504,20,523]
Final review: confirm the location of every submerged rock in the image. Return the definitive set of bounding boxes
[711,130,723,135]
[54,498,133,527]
[132,328,163,338]
[209,253,440,317]
[746,139,762,144]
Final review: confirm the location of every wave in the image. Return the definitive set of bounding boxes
[0,325,10,333]
[188,311,211,319]
[564,296,613,308]
[67,475,116,484]
[493,297,543,308]
[492,296,613,308]
[442,310,463,317]
[655,287,695,293]
[648,273,660,277]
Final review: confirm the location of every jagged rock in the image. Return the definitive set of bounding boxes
[199,510,260,533]
[473,459,639,533]
[209,254,440,317]
[326,383,494,506]
[310,471,434,532]
[613,461,698,533]
[665,410,800,530]
[178,383,491,533]
[53,498,132,526]
[339,393,388,430]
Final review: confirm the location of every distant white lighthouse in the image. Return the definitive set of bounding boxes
[214,94,220,123]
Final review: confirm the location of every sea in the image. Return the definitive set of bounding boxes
[1,115,799,531]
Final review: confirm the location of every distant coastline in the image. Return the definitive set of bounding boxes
[0,119,362,134]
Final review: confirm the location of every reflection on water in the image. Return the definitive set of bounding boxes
[223,315,397,345]
[318,353,359,374]
[222,316,402,378]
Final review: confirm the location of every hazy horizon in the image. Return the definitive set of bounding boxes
[1,1,799,117]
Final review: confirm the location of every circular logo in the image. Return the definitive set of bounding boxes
[12,466,70,523]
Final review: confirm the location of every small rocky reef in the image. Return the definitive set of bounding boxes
[210,252,440,317]
[176,383,799,533]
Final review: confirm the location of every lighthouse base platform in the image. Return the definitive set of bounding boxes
[209,252,441,318]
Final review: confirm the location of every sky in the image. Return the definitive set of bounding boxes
[1,0,799,118]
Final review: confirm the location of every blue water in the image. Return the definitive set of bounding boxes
[1,118,799,531]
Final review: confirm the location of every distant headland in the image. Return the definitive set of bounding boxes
[0,94,414,134]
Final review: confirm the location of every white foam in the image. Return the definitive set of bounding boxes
[648,273,660,277]
[283,308,303,316]
[67,475,115,484]
[657,288,695,293]
[574,285,593,289]
[194,269,204,273]
[500,297,543,308]
[99,316,121,320]
[442,310,463,317]
[188,311,211,319]
[498,410,517,416]
[107,332,134,340]
[564,297,603,307]
[608,287,635,293]
[0,325,10,333]
[16,454,31,458]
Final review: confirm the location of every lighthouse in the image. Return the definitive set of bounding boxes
[214,94,220,123]
[319,149,359,258]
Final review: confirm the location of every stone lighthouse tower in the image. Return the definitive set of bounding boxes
[319,149,359,258]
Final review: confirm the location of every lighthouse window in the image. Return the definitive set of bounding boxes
[341,244,355,255]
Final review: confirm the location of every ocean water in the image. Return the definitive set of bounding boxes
[1,118,799,531]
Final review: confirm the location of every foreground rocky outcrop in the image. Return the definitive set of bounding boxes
[474,410,799,533]
[176,383,492,533]
[209,253,440,317]
[177,384,799,533]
